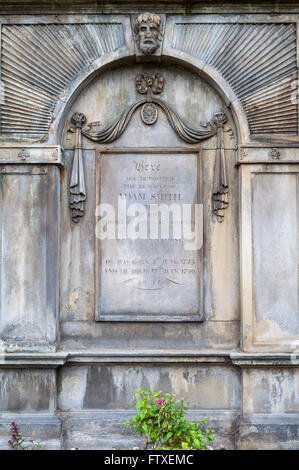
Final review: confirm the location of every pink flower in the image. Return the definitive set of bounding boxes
[156,399,163,405]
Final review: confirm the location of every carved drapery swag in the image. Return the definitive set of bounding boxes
[70,73,229,222]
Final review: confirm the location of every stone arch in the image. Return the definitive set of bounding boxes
[54,52,247,145]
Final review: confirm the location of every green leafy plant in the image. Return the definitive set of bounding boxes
[122,388,215,450]
[8,422,42,450]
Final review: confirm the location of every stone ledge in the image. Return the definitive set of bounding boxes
[0,412,61,425]
[1,350,299,367]
[230,352,299,366]
[0,350,231,366]
[0,352,68,368]
[66,350,231,364]
[237,145,299,164]
[0,146,64,166]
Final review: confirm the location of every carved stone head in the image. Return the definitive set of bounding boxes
[134,12,162,55]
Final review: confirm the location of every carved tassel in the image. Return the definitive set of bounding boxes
[212,112,229,223]
[69,112,87,223]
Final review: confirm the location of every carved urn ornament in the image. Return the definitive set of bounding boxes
[134,12,163,55]
[136,72,164,124]
[69,73,229,223]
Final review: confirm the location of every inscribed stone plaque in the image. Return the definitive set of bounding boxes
[96,152,203,321]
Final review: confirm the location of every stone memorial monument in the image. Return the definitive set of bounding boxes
[0,0,298,450]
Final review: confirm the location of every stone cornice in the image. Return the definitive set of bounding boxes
[230,352,299,366]
[0,350,298,367]
[237,145,299,164]
[0,352,67,368]
[0,145,64,166]
[1,1,299,15]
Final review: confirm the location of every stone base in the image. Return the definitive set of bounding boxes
[0,413,62,450]
[237,414,299,450]
[0,410,298,450]
[0,353,298,450]
[60,410,237,450]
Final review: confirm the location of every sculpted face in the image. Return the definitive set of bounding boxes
[135,13,162,55]
[138,21,160,54]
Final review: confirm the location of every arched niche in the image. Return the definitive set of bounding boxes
[54,55,246,146]
[59,60,240,349]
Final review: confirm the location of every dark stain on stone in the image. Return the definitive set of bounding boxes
[6,373,51,412]
[83,366,116,409]
[159,368,172,392]
[37,381,51,410]
[183,370,189,382]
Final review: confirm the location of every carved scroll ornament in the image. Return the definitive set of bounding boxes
[70,73,229,223]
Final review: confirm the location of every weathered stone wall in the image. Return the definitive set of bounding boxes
[0,1,298,450]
